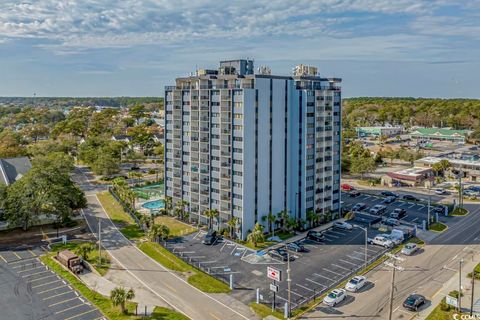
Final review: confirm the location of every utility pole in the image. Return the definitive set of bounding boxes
[458,171,463,209]
[459,258,464,312]
[427,184,431,229]
[287,252,292,319]
[354,225,368,269]
[471,269,476,316]
[385,253,405,320]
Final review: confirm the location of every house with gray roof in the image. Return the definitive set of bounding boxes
[0,157,32,186]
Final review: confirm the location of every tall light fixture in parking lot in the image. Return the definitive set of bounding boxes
[427,183,431,229]
[354,225,368,269]
[385,253,405,320]
[459,258,464,312]
[287,252,292,319]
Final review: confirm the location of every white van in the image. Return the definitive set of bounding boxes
[391,229,406,242]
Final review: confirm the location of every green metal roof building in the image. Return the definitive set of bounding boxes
[410,128,472,142]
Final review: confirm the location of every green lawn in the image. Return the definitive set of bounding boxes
[154,216,197,237]
[451,207,469,216]
[138,241,230,293]
[40,254,185,320]
[429,222,448,232]
[51,242,111,276]
[468,262,480,279]
[97,192,135,225]
[249,303,284,319]
[120,224,145,240]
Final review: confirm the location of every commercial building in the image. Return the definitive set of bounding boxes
[381,167,434,188]
[164,60,342,239]
[0,157,32,186]
[409,128,472,143]
[356,126,403,138]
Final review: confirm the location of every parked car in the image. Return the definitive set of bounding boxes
[345,276,367,292]
[202,230,218,245]
[306,230,324,242]
[333,221,353,230]
[433,206,445,214]
[381,196,396,204]
[401,243,419,255]
[381,234,402,245]
[390,208,407,219]
[463,190,478,197]
[372,236,394,248]
[285,241,308,252]
[403,294,426,311]
[434,188,446,195]
[402,194,420,201]
[369,205,387,215]
[384,218,400,227]
[323,289,346,307]
[381,191,398,198]
[351,203,367,212]
[269,248,295,261]
[341,184,355,191]
[349,190,361,197]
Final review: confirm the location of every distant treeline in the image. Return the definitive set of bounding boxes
[342,97,480,131]
[0,97,164,109]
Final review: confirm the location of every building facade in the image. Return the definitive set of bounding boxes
[164,60,341,239]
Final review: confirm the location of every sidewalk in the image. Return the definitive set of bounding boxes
[418,254,480,319]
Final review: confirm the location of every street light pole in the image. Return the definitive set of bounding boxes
[471,270,476,316]
[287,252,292,319]
[459,258,464,312]
[354,225,368,269]
[385,253,405,320]
[427,184,431,229]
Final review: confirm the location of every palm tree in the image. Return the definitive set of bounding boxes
[76,242,94,261]
[227,216,239,239]
[306,209,319,228]
[110,287,135,314]
[148,224,170,242]
[285,216,298,232]
[277,210,289,232]
[261,212,276,236]
[164,196,173,216]
[246,223,265,247]
[204,209,219,230]
[139,215,152,230]
[176,200,189,221]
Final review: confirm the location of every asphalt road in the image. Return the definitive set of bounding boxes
[302,203,480,319]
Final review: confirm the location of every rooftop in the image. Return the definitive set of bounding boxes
[410,128,473,137]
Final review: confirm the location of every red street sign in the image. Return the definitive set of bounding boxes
[267,266,282,282]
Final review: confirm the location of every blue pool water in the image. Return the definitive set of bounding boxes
[141,199,165,210]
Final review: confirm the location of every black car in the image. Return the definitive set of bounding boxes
[351,203,367,212]
[403,294,426,311]
[381,191,398,198]
[306,230,324,242]
[402,194,420,201]
[202,230,218,245]
[390,208,407,219]
[270,248,295,261]
[285,241,308,252]
[349,191,361,198]
[433,206,444,214]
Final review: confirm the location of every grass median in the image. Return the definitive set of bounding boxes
[138,241,231,293]
[40,254,187,320]
[51,241,111,276]
[429,222,448,232]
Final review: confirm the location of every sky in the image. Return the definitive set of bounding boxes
[0,0,479,98]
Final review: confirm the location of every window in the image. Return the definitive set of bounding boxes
[233,171,243,176]
[234,113,243,119]
[211,188,219,193]
[233,148,243,153]
[234,102,243,108]
[233,182,243,188]
[233,194,242,199]
[233,205,242,210]
[233,137,243,142]
[233,125,243,130]
[212,112,220,117]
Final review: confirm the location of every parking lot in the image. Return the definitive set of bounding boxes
[342,191,449,227]
[0,247,104,320]
[165,226,387,310]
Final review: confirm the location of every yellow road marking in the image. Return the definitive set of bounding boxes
[0,254,6,263]
[38,284,67,294]
[12,252,21,259]
[55,303,84,314]
[64,308,98,320]
[28,250,36,257]
[210,313,222,320]
[164,283,177,293]
[49,296,79,307]
[43,290,72,300]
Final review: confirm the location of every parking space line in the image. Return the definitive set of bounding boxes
[327,230,346,236]
[22,270,49,278]
[28,274,58,283]
[418,205,425,210]
[55,303,85,314]
[408,203,416,209]
[276,294,298,306]
[64,308,98,320]
[347,255,363,261]
[306,278,326,288]
[189,256,206,260]
[411,218,418,223]
[0,254,6,263]
[43,290,72,300]
[296,284,314,292]
[339,259,357,266]
[49,296,79,307]
[313,273,334,282]
[32,279,62,289]
[324,234,339,239]
[323,268,344,277]
[28,250,37,257]
[17,265,44,273]
[12,252,21,259]
[199,260,217,264]
[290,290,304,298]
[331,263,350,271]
[38,284,67,294]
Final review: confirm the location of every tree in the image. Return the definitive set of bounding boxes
[110,287,135,314]
[432,159,451,177]
[350,154,376,180]
[164,196,173,216]
[277,210,289,232]
[246,223,265,247]
[227,216,239,239]
[306,209,319,228]
[0,129,26,158]
[129,104,146,124]
[148,224,170,242]
[175,200,189,221]
[261,212,276,235]
[204,209,219,230]
[285,217,298,232]
[76,242,94,261]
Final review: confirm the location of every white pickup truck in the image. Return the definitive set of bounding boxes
[370,235,394,248]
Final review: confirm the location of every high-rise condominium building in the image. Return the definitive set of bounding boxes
[164,60,341,239]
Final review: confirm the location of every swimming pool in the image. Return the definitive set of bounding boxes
[141,199,165,210]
